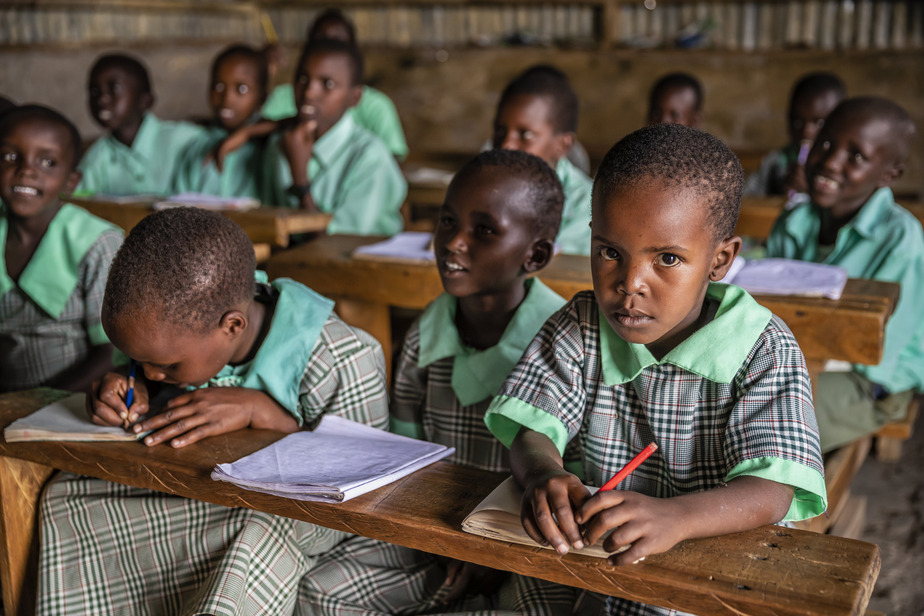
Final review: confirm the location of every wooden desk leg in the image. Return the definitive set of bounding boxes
[0,456,54,616]
[334,299,393,381]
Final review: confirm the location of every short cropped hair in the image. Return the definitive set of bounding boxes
[212,44,269,99]
[297,38,364,87]
[308,8,357,44]
[90,53,152,94]
[594,123,743,242]
[825,96,916,164]
[0,95,15,117]
[498,65,579,134]
[104,207,257,334]
[452,149,564,241]
[790,71,846,107]
[649,72,703,111]
[0,104,82,169]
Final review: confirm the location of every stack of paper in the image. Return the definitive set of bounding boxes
[722,258,848,300]
[211,415,454,502]
[154,192,260,212]
[352,231,436,265]
[3,393,146,442]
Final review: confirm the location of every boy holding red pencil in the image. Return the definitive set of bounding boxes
[485,124,828,616]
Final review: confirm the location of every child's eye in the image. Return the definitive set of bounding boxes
[820,140,831,151]
[323,79,336,90]
[40,157,56,169]
[111,83,122,94]
[475,224,496,236]
[296,74,309,86]
[213,82,225,93]
[597,246,619,261]
[1,152,16,163]
[521,130,535,141]
[237,84,249,95]
[853,151,867,164]
[438,214,456,228]
[656,253,681,267]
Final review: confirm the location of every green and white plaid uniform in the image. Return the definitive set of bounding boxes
[38,279,390,616]
[0,204,122,392]
[486,285,827,616]
[297,280,583,616]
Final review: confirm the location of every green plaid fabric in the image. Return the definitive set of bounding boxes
[0,229,123,392]
[486,291,824,616]
[37,314,389,615]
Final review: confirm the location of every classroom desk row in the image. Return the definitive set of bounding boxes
[0,388,881,616]
[265,234,899,384]
[69,197,331,250]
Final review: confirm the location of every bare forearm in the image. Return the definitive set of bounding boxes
[510,427,565,488]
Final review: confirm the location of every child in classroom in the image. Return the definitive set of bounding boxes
[646,72,703,128]
[173,44,268,198]
[744,71,846,202]
[0,95,14,116]
[261,38,406,236]
[38,206,390,614]
[493,65,593,256]
[0,104,123,393]
[261,7,409,160]
[297,149,582,616]
[76,52,207,196]
[766,96,923,453]
[485,123,827,616]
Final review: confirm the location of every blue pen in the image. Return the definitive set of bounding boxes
[124,360,136,429]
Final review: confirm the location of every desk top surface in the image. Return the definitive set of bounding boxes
[0,388,879,616]
[266,234,898,365]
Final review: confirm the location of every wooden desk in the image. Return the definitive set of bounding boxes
[70,197,331,248]
[0,388,880,616]
[265,235,898,378]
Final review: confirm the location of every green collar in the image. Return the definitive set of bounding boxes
[312,113,357,172]
[209,278,334,418]
[785,187,896,247]
[418,278,566,405]
[0,203,120,318]
[599,282,772,385]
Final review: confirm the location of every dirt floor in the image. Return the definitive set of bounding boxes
[851,406,924,616]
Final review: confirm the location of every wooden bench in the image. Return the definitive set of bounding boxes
[873,398,919,462]
[0,388,881,616]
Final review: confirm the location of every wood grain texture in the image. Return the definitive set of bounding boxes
[0,389,880,616]
[264,234,897,365]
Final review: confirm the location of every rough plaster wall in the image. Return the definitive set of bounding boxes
[1,45,921,195]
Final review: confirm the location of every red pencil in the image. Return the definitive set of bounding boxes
[599,442,658,491]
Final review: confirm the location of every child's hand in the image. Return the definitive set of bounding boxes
[576,490,684,566]
[282,119,318,179]
[436,559,507,604]
[133,387,297,448]
[521,469,592,556]
[211,129,251,171]
[87,371,150,430]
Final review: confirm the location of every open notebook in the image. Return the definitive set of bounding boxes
[211,415,454,502]
[154,192,260,212]
[352,231,436,265]
[3,393,146,442]
[462,477,628,558]
[722,258,848,300]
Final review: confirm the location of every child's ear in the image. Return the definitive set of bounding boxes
[523,238,555,274]
[708,235,742,281]
[64,169,82,196]
[553,132,575,163]
[140,92,155,112]
[220,310,247,338]
[878,160,905,187]
[347,85,362,109]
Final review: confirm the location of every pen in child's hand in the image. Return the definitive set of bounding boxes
[599,442,658,491]
[124,359,136,429]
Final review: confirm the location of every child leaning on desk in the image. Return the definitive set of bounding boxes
[493,65,593,256]
[260,38,406,236]
[0,105,123,393]
[173,44,268,199]
[297,150,585,615]
[485,124,828,616]
[38,207,390,615]
[76,53,206,196]
[766,96,923,453]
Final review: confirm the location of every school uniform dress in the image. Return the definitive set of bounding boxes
[173,124,263,198]
[261,114,406,236]
[262,84,408,160]
[297,279,583,616]
[485,284,827,616]
[555,157,593,256]
[38,278,390,616]
[77,113,208,196]
[0,203,122,392]
[767,187,924,451]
